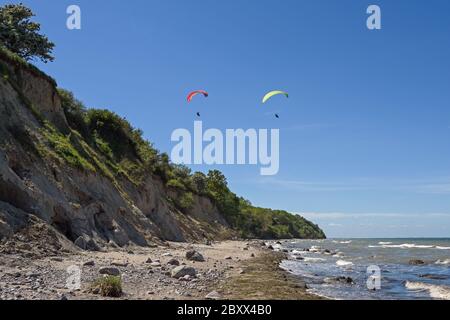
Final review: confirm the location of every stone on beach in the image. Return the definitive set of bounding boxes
[99,267,121,276]
[167,258,180,266]
[186,250,205,262]
[171,266,197,279]
[205,290,221,300]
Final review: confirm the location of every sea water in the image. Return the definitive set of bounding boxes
[279,238,450,300]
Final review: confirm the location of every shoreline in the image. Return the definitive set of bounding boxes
[218,247,321,300]
[0,240,321,300]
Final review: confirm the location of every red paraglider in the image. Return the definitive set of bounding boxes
[187,90,209,102]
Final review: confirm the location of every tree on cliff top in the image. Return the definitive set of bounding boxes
[0,3,54,63]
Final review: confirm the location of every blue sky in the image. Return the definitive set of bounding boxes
[8,0,450,237]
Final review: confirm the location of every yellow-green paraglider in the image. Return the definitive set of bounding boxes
[262,90,289,104]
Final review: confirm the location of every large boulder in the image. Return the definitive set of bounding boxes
[186,250,205,262]
[171,266,197,279]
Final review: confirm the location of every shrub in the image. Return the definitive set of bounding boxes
[42,123,95,172]
[167,178,186,190]
[91,276,123,298]
[58,89,89,137]
[178,192,194,211]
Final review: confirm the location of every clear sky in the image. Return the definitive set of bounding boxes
[9,0,450,238]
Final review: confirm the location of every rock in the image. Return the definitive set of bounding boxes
[147,291,155,295]
[99,267,121,276]
[167,259,180,266]
[74,237,87,250]
[419,274,449,280]
[25,271,40,278]
[225,256,232,260]
[83,260,95,266]
[294,282,308,289]
[267,245,274,250]
[145,258,153,264]
[409,259,426,265]
[295,256,304,260]
[251,253,255,258]
[186,250,205,262]
[150,262,161,267]
[205,291,221,300]
[171,266,197,279]
[243,247,249,251]
[162,253,172,257]
[324,276,354,284]
[205,240,212,246]
[111,261,128,267]
[91,287,100,295]
[50,257,63,262]
[181,275,192,281]
[86,239,101,252]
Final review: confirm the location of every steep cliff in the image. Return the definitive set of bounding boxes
[0,49,325,253]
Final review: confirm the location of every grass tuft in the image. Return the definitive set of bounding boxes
[91,276,123,298]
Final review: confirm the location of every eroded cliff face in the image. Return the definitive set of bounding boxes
[0,56,232,253]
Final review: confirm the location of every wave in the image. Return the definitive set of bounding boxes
[303,257,326,262]
[435,259,450,265]
[378,241,392,245]
[339,240,352,244]
[405,282,450,300]
[336,260,353,267]
[369,243,443,250]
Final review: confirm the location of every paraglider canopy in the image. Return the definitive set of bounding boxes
[262,90,289,104]
[187,90,209,103]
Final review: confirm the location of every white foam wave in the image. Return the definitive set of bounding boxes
[436,246,450,250]
[405,282,450,300]
[303,257,326,262]
[378,241,392,245]
[369,243,439,249]
[336,260,353,267]
[435,259,450,265]
[309,246,322,253]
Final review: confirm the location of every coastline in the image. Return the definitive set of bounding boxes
[0,240,321,300]
[218,247,321,300]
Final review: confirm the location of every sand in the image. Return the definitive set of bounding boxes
[0,240,319,300]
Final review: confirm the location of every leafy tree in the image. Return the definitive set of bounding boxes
[191,172,207,194]
[0,3,55,63]
[205,170,240,222]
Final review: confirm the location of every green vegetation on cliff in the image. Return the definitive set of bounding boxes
[57,89,325,239]
[0,46,325,241]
